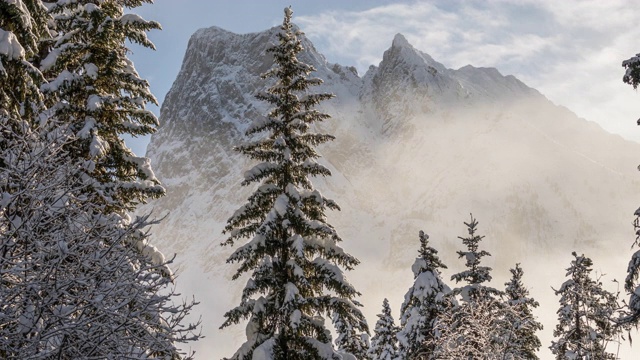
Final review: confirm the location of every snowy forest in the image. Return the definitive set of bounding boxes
[3,1,640,360]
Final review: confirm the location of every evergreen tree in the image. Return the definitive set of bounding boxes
[368,299,399,360]
[0,0,49,120]
[397,231,452,360]
[333,311,371,360]
[502,263,543,360]
[0,1,200,357]
[221,7,367,360]
[550,252,622,360]
[436,214,504,358]
[40,0,164,212]
[450,214,502,301]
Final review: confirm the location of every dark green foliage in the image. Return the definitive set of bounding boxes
[221,7,366,360]
[41,0,164,212]
[451,214,502,302]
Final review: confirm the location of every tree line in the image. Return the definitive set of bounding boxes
[219,7,640,360]
[3,2,640,359]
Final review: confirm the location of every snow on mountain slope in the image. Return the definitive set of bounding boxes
[141,26,640,358]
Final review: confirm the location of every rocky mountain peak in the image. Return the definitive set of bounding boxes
[141,23,640,359]
[391,33,411,48]
[378,33,448,75]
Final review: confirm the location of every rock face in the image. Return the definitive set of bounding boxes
[142,25,640,358]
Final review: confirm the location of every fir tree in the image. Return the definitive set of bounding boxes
[333,311,371,360]
[502,263,543,360]
[550,252,622,360]
[221,7,367,360]
[368,299,399,360]
[430,291,515,360]
[40,0,164,212]
[397,231,452,360]
[450,214,502,302]
[436,214,504,358]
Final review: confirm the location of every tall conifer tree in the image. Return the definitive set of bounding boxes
[41,0,164,212]
[221,7,366,360]
[550,253,621,360]
[397,231,452,360]
[502,264,543,360]
[368,299,399,360]
[450,214,501,301]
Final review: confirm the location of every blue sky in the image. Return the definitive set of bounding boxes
[126,0,640,155]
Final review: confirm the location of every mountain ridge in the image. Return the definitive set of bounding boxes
[141,24,640,359]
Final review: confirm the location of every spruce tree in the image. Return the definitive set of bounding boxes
[221,7,367,360]
[550,252,622,360]
[622,53,640,89]
[450,214,502,301]
[40,0,164,212]
[333,311,371,360]
[0,0,49,120]
[437,214,504,358]
[368,299,399,360]
[502,263,543,360]
[397,231,452,360]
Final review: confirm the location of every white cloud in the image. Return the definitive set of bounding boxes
[296,0,640,141]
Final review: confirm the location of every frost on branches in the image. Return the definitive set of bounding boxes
[368,299,398,360]
[550,253,622,360]
[430,291,517,360]
[0,120,199,359]
[221,7,367,360]
[397,231,452,360]
[430,215,508,359]
[0,1,200,357]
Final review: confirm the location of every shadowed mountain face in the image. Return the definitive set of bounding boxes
[142,25,640,358]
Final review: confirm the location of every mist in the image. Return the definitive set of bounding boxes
[140,93,640,359]
[136,23,640,358]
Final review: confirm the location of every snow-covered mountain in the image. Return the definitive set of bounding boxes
[142,25,640,358]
